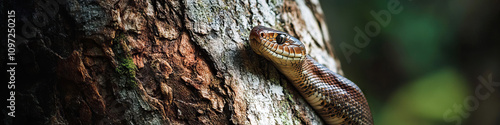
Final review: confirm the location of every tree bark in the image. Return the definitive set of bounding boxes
[6,0,340,124]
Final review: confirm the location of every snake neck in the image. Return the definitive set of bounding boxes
[273,55,318,89]
[273,55,373,125]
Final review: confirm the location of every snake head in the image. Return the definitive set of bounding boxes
[249,26,307,66]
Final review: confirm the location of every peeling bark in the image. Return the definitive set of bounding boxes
[6,0,339,124]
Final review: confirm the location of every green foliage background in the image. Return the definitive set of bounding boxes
[319,0,500,124]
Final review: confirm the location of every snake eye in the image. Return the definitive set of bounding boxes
[276,34,286,44]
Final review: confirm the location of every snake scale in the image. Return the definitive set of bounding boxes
[249,26,373,125]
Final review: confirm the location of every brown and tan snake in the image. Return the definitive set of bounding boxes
[249,26,373,125]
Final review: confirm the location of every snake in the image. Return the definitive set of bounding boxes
[249,26,373,125]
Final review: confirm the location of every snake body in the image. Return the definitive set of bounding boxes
[249,26,373,125]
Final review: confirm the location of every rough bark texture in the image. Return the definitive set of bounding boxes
[5,0,340,124]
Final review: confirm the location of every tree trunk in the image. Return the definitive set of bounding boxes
[5,0,340,124]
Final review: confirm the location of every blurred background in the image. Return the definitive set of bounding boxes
[320,0,500,125]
